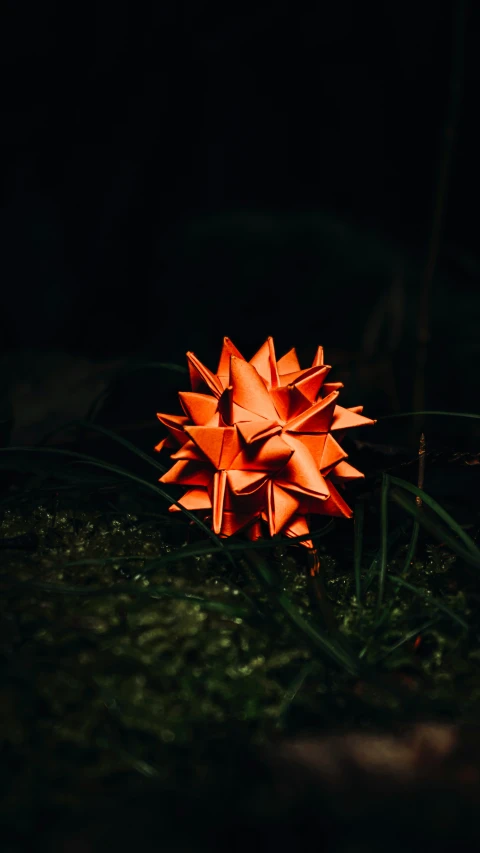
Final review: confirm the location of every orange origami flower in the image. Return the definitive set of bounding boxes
[155,338,374,569]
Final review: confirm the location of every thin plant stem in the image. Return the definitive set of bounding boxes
[413,0,467,424]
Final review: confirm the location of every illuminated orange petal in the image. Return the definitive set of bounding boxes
[277,435,329,498]
[170,439,202,461]
[154,436,172,453]
[156,413,190,446]
[160,460,213,486]
[270,386,291,422]
[179,392,218,425]
[293,364,331,403]
[216,337,245,386]
[236,420,281,445]
[229,434,293,472]
[277,347,301,376]
[320,433,348,473]
[227,469,268,495]
[311,345,324,367]
[331,405,376,431]
[220,511,255,537]
[230,356,279,420]
[301,481,353,518]
[170,487,212,512]
[322,382,344,394]
[249,336,279,389]
[295,433,327,465]
[284,391,339,434]
[331,460,365,480]
[187,351,224,398]
[267,481,301,536]
[211,470,227,534]
[185,426,238,469]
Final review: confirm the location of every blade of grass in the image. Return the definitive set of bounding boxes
[377,474,389,614]
[0,446,236,569]
[5,579,251,619]
[390,475,480,559]
[388,573,469,630]
[390,487,480,571]
[353,499,365,606]
[399,433,425,576]
[379,411,480,421]
[76,421,167,474]
[363,521,410,594]
[277,660,319,729]
[378,616,441,661]
[243,550,361,676]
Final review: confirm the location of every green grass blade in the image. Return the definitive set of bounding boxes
[388,574,469,630]
[379,617,441,660]
[390,487,480,570]
[363,522,410,593]
[353,499,364,606]
[244,550,361,676]
[379,411,480,421]
[390,475,480,558]
[0,447,236,568]
[7,579,250,619]
[76,421,167,474]
[377,474,389,613]
[401,521,420,575]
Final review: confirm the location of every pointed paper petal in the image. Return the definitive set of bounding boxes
[212,470,227,534]
[330,405,376,431]
[283,514,312,547]
[311,346,324,367]
[300,481,353,518]
[277,435,329,498]
[277,347,301,376]
[220,511,255,537]
[185,426,237,469]
[186,352,224,397]
[331,460,365,480]
[320,433,348,473]
[229,434,293,472]
[295,433,327,465]
[185,426,225,468]
[322,382,344,395]
[270,386,291,422]
[227,469,268,495]
[278,369,311,387]
[285,391,339,434]
[179,392,218,425]
[216,337,245,384]
[230,356,279,420]
[293,365,331,403]
[169,487,212,512]
[156,413,190,446]
[160,460,213,487]
[154,436,172,453]
[236,420,281,445]
[267,481,301,535]
[170,439,202,461]
[249,337,279,389]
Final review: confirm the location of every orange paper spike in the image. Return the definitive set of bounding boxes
[156,338,375,562]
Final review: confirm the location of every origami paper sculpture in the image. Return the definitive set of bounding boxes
[155,338,374,569]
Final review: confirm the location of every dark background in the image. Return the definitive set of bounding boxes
[2,0,479,419]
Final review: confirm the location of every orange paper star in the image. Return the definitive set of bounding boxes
[155,337,375,568]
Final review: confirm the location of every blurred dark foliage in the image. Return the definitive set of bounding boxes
[1,1,479,408]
